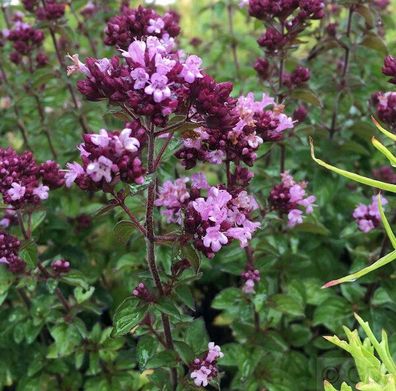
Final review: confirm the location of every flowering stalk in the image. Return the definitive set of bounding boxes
[244,244,260,331]
[40,0,90,134]
[68,1,98,57]
[329,5,354,139]
[27,77,58,159]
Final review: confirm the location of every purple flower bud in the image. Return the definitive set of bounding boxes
[290,66,310,87]
[293,105,308,122]
[36,1,66,21]
[0,233,25,274]
[132,282,153,302]
[104,6,180,49]
[257,27,287,52]
[326,22,338,37]
[36,52,48,67]
[382,56,396,85]
[51,259,70,274]
[254,58,271,80]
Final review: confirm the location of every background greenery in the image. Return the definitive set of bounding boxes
[1,0,396,390]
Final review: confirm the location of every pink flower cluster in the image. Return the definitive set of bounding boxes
[22,0,66,21]
[4,16,47,66]
[372,92,396,129]
[65,121,146,191]
[190,342,224,388]
[245,0,325,52]
[72,35,209,126]
[269,171,316,227]
[246,0,324,20]
[0,232,25,274]
[0,148,64,208]
[353,195,387,233]
[242,268,260,294]
[156,174,260,258]
[175,92,294,169]
[104,5,180,49]
[155,177,191,224]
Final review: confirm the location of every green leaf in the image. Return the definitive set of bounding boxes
[93,202,117,218]
[74,286,95,304]
[174,341,195,365]
[212,288,241,310]
[185,318,209,354]
[32,70,55,89]
[112,297,148,336]
[271,294,304,317]
[137,335,159,369]
[47,323,82,358]
[355,4,374,27]
[113,220,136,246]
[361,33,388,56]
[175,285,195,310]
[30,210,46,232]
[291,88,322,107]
[146,350,178,369]
[313,297,350,331]
[181,244,201,273]
[61,269,89,290]
[19,240,38,269]
[0,266,14,300]
[155,297,181,319]
[293,221,330,235]
[289,324,312,347]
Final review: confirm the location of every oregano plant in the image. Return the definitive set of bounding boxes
[1,0,396,390]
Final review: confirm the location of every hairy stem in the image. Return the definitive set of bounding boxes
[153,132,174,170]
[32,92,58,159]
[146,127,177,389]
[278,21,286,172]
[114,194,147,236]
